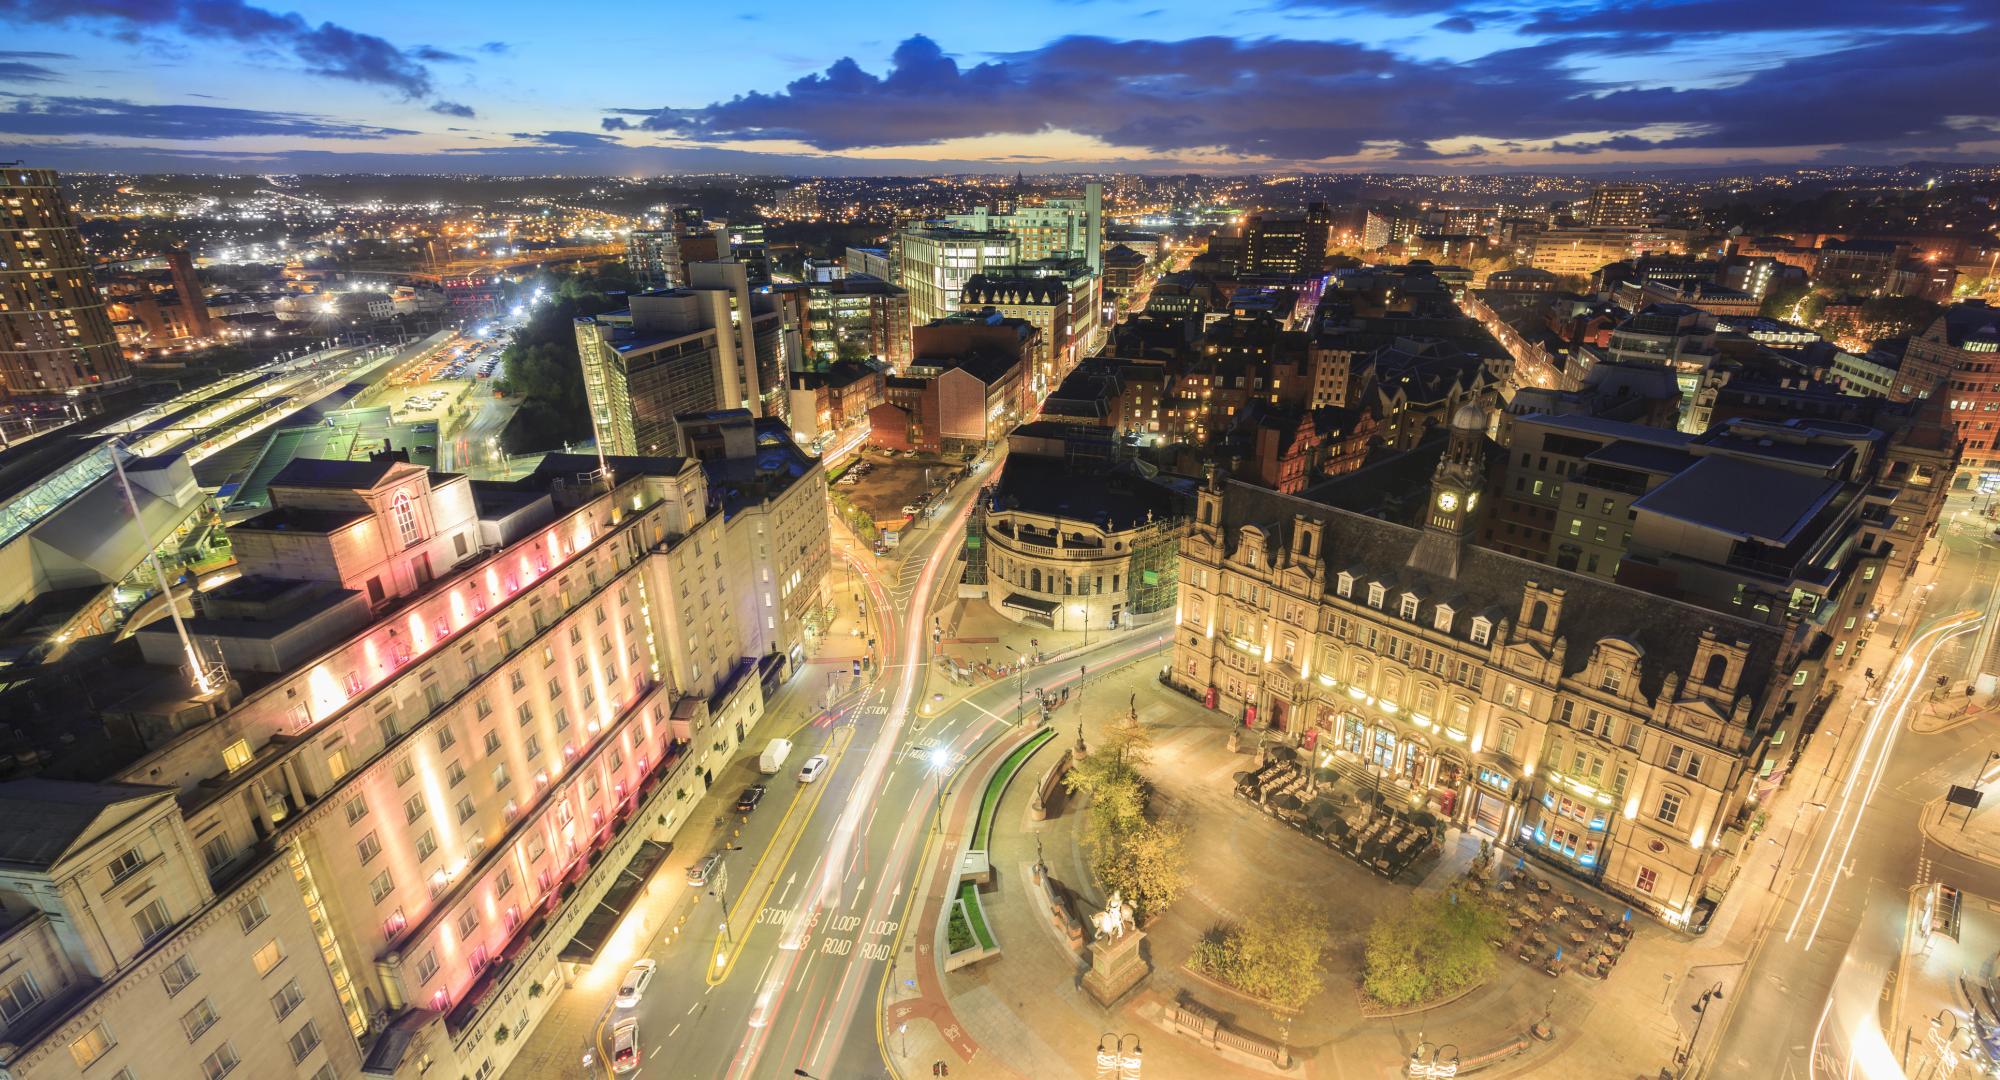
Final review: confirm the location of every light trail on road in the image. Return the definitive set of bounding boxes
[1785,610,1982,951]
[726,489,976,1077]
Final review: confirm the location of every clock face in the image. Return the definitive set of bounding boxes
[1466,493,1479,511]
[1436,492,1459,511]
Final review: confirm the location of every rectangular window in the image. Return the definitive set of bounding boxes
[0,971,41,1023]
[404,793,426,824]
[106,847,145,885]
[458,908,479,937]
[1665,745,1684,772]
[357,832,382,864]
[70,1023,115,1069]
[447,760,467,787]
[457,795,476,823]
[371,869,394,903]
[287,1021,321,1064]
[344,796,369,825]
[415,830,438,861]
[181,997,219,1042]
[201,836,233,874]
[1685,753,1703,781]
[200,1042,240,1080]
[414,950,439,984]
[271,977,305,1020]
[252,939,284,977]
[161,955,199,997]
[1657,791,1683,825]
[1635,866,1657,894]
[394,758,416,786]
[133,898,172,943]
[236,894,270,933]
[222,739,253,772]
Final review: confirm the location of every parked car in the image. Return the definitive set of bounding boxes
[734,784,767,812]
[686,851,721,886]
[797,755,829,783]
[614,959,656,1008]
[872,540,890,556]
[612,1018,639,1073]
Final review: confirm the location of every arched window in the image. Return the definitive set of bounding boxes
[392,492,420,548]
[1703,654,1728,687]
[1530,600,1548,630]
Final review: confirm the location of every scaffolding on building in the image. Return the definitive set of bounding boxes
[961,485,993,586]
[1125,512,1189,618]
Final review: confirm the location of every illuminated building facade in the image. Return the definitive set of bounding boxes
[575,261,790,457]
[0,448,816,1080]
[0,167,133,398]
[1170,407,1817,928]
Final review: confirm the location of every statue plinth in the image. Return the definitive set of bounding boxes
[1082,928,1149,1007]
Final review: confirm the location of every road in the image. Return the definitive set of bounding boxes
[603,444,995,1080]
[1709,490,2000,1079]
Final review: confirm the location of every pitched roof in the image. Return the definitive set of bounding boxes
[269,454,409,490]
[0,779,173,869]
[1216,478,1789,709]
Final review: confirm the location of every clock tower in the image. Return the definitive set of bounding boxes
[1408,400,1490,579]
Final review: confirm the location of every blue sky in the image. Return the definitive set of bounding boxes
[0,0,1995,173]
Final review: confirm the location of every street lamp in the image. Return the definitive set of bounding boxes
[1094,1033,1141,1080]
[929,745,952,831]
[1673,982,1724,1076]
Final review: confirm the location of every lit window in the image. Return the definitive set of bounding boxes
[222,739,253,772]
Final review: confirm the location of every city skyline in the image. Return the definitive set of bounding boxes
[0,0,1997,173]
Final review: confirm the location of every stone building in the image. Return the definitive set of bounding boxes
[1171,404,1818,928]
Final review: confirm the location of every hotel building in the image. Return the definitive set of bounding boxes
[0,440,823,1079]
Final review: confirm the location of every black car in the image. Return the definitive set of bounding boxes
[734,785,767,812]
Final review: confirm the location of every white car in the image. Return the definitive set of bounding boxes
[797,755,829,783]
[614,959,655,1009]
[612,1017,639,1073]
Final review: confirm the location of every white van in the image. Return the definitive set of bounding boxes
[758,738,793,774]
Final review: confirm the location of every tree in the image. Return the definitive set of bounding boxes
[1063,717,1184,923]
[494,270,631,454]
[1092,816,1188,924]
[1191,892,1330,1012]
[1362,891,1507,1008]
[1760,278,1811,321]
[1856,294,1944,341]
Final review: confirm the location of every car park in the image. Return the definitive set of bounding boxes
[734,784,766,812]
[797,755,828,783]
[614,959,655,1008]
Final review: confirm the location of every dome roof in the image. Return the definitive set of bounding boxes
[1450,400,1489,433]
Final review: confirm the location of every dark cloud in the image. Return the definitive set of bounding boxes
[410,45,466,63]
[0,95,417,139]
[0,60,60,82]
[476,41,510,54]
[0,47,71,82]
[609,27,2000,163]
[1434,15,1474,31]
[507,130,623,149]
[430,100,475,118]
[0,0,469,107]
[1519,0,1980,35]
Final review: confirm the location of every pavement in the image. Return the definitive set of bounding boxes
[880,637,1717,1080]
[1889,884,2000,1078]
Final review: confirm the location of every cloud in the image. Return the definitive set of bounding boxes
[0,94,417,139]
[430,100,475,118]
[606,26,2000,165]
[1518,0,1978,35]
[1433,15,1474,31]
[476,41,510,55]
[0,48,70,82]
[444,129,625,153]
[411,45,466,63]
[0,0,466,106]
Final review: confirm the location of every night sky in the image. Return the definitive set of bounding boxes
[0,0,1993,173]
